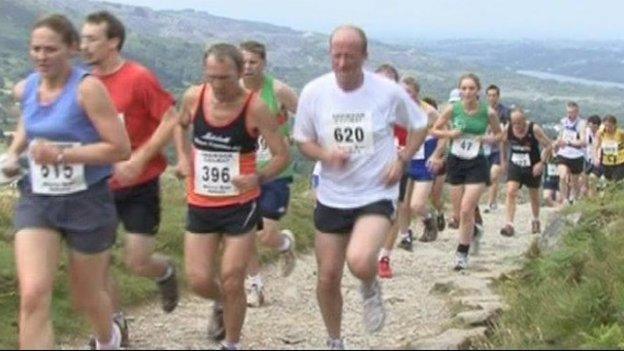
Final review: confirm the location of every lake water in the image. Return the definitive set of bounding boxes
[517,70,624,90]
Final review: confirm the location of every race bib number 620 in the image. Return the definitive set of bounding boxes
[330,111,374,154]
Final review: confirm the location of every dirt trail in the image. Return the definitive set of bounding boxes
[65,203,554,350]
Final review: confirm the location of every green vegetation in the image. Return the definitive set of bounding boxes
[0,171,316,348]
[483,182,624,349]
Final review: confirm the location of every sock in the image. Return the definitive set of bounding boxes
[248,274,263,288]
[399,230,410,240]
[95,321,119,350]
[112,311,124,325]
[155,263,173,283]
[379,248,390,260]
[457,244,470,254]
[278,234,291,252]
[220,341,241,350]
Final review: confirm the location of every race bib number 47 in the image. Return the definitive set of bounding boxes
[450,135,480,159]
[30,142,86,195]
[330,111,374,155]
[194,150,240,197]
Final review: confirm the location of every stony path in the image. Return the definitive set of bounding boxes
[65,203,554,350]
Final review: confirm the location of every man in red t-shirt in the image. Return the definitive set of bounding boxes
[81,11,179,345]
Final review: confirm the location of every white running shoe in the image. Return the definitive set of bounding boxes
[326,338,346,350]
[246,283,265,308]
[280,229,297,277]
[454,251,469,271]
[359,279,386,333]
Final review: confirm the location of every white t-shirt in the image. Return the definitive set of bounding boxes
[293,71,427,208]
[557,117,586,159]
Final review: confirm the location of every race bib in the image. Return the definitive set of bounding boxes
[511,153,531,168]
[562,129,578,143]
[256,136,272,163]
[330,111,374,155]
[547,164,558,177]
[602,141,618,156]
[450,135,480,159]
[194,150,240,197]
[30,142,86,195]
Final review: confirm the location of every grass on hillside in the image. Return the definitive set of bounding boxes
[482,181,624,349]
[0,171,316,348]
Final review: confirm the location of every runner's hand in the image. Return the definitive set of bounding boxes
[532,162,544,177]
[232,174,261,193]
[113,156,145,186]
[175,155,190,180]
[448,129,462,140]
[384,159,405,186]
[0,153,20,177]
[29,139,61,165]
[322,148,349,169]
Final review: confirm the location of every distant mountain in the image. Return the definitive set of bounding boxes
[415,39,624,85]
[1,0,623,127]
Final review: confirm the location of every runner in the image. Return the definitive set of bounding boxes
[293,25,427,349]
[239,40,298,307]
[431,73,502,271]
[554,101,586,206]
[1,14,131,349]
[419,97,448,232]
[542,149,560,207]
[81,12,180,345]
[483,84,510,213]
[594,115,624,181]
[580,115,602,197]
[374,63,412,279]
[398,77,444,247]
[178,43,289,350]
[499,108,553,236]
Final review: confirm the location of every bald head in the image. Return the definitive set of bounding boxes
[329,25,367,55]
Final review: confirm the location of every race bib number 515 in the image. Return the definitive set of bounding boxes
[330,111,374,155]
[30,142,86,195]
[194,150,240,197]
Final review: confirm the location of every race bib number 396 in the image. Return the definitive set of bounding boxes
[30,142,86,195]
[194,150,240,197]
[330,111,374,155]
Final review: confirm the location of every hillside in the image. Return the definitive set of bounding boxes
[1,0,623,127]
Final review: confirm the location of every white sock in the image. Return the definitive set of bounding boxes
[379,248,390,260]
[399,230,410,239]
[248,274,263,288]
[95,321,120,350]
[278,234,291,252]
[220,340,241,350]
[155,263,173,283]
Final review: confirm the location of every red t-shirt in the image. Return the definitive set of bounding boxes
[96,61,175,190]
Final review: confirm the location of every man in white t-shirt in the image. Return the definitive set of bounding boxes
[293,25,427,349]
[555,101,586,205]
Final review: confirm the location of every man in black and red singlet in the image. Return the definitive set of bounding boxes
[177,43,289,351]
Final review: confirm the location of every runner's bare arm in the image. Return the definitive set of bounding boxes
[593,133,603,166]
[275,79,298,115]
[173,86,201,178]
[130,106,179,168]
[533,124,553,162]
[485,106,503,143]
[431,106,460,139]
[7,80,28,157]
[250,97,290,183]
[33,76,131,166]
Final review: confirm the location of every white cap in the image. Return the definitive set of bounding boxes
[448,88,461,103]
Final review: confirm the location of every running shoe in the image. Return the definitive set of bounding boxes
[531,219,541,234]
[419,216,439,242]
[359,279,386,333]
[246,283,265,308]
[326,338,346,350]
[207,302,226,341]
[378,256,393,279]
[397,229,414,252]
[500,224,515,237]
[437,212,446,231]
[280,229,297,277]
[157,262,179,313]
[453,251,469,271]
[448,217,460,229]
[88,313,128,349]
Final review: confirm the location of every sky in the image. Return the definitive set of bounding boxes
[104,0,624,41]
